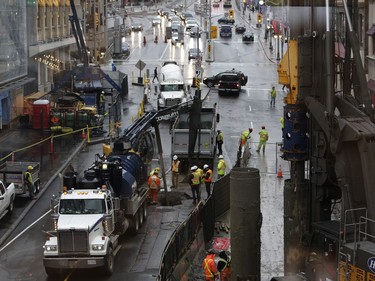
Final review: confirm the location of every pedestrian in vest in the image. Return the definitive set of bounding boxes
[148,169,161,204]
[217,155,226,179]
[152,67,159,82]
[240,128,253,147]
[256,126,269,153]
[216,130,224,156]
[202,252,219,281]
[25,166,35,200]
[171,155,180,189]
[99,91,106,115]
[188,166,201,204]
[216,251,231,281]
[203,164,213,199]
[270,86,276,107]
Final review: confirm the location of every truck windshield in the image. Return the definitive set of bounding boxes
[59,199,106,214]
[161,84,183,91]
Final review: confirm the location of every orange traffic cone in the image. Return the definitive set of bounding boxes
[81,129,86,139]
[277,165,283,178]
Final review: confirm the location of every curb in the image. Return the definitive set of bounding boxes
[0,139,87,247]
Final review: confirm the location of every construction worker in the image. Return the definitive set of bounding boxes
[149,167,160,176]
[216,251,231,281]
[202,251,219,281]
[171,155,180,188]
[188,166,201,204]
[270,86,276,107]
[240,128,253,147]
[99,91,106,114]
[197,165,204,184]
[217,155,226,179]
[24,166,35,200]
[148,169,161,204]
[216,130,224,156]
[256,126,269,153]
[203,164,213,199]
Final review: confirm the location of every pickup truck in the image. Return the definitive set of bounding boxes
[218,74,242,96]
[0,180,15,220]
[0,161,40,196]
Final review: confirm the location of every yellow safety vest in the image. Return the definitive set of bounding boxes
[217,132,224,142]
[172,160,180,172]
[192,171,201,185]
[259,129,269,141]
[241,130,250,141]
[25,171,32,183]
[217,159,226,175]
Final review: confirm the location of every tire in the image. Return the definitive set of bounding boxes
[45,267,59,278]
[130,213,139,234]
[207,81,214,88]
[143,203,148,221]
[102,246,114,276]
[7,195,14,214]
[34,181,40,194]
[138,209,144,226]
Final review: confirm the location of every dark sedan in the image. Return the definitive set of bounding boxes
[242,32,254,43]
[217,17,235,24]
[203,69,248,87]
[235,24,246,34]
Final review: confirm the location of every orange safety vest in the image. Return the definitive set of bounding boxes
[202,254,219,279]
[204,169,213,183]
[148,174,160,189]
[172,160,180,173]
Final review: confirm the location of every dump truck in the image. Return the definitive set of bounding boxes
[0,161,40,196]
[43,152,149,276]
[171,103,219,171]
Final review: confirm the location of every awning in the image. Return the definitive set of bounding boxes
[368,79,375,92]
[366,25,375,36]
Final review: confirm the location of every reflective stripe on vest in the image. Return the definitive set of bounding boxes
[204,169,212,182]
[192,171,200,185]
[217,160,226,175]
[172,160,180,172]
[204,258,214,278]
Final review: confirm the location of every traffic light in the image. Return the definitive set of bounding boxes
[229,9,234,18]
[257,13,262,23]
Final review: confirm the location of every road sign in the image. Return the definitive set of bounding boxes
[51,116,59,124]
[195,66,204,78]
[135,60,146,71]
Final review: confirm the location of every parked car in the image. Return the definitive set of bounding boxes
[218,17,235,24]
[188,48,203,60]
[242,32,254,43]
[235,24,246,34]
[152,17,161,27]
[131,22,143,32]
[220,25,233,38]
[203,69,248,87]
[223,1,232,8]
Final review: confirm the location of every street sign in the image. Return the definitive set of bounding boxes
[51,116,59,124]
[135,60,146,71]
[195,66,204,78]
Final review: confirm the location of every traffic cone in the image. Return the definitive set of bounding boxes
[277,165,283,178]
[81,129,86,139]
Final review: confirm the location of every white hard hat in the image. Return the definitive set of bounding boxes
[218,155,224,159]
[191,165,197,171]
[173,155,178,160]
[203,164,209,169]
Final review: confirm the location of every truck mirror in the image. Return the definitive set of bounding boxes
[216,113,220,123]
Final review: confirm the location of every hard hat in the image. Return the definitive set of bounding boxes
[154,167,160,171]
[191,165,197,171]
[27,165,33,170]
[262,126,265,129]
[203,164,209,169]
[218,155,224,159]
[173,155,178,160]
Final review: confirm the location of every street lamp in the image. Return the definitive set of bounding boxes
[274,34,281,60]
[269,25,273,50]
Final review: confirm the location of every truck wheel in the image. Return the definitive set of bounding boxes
[130,213,140,234]
[138,209,144,226]
[142,203,148,221]
[7,195,14,215]
[34,181,40,194]
[102,246,114,276]
[45,267,59,277]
